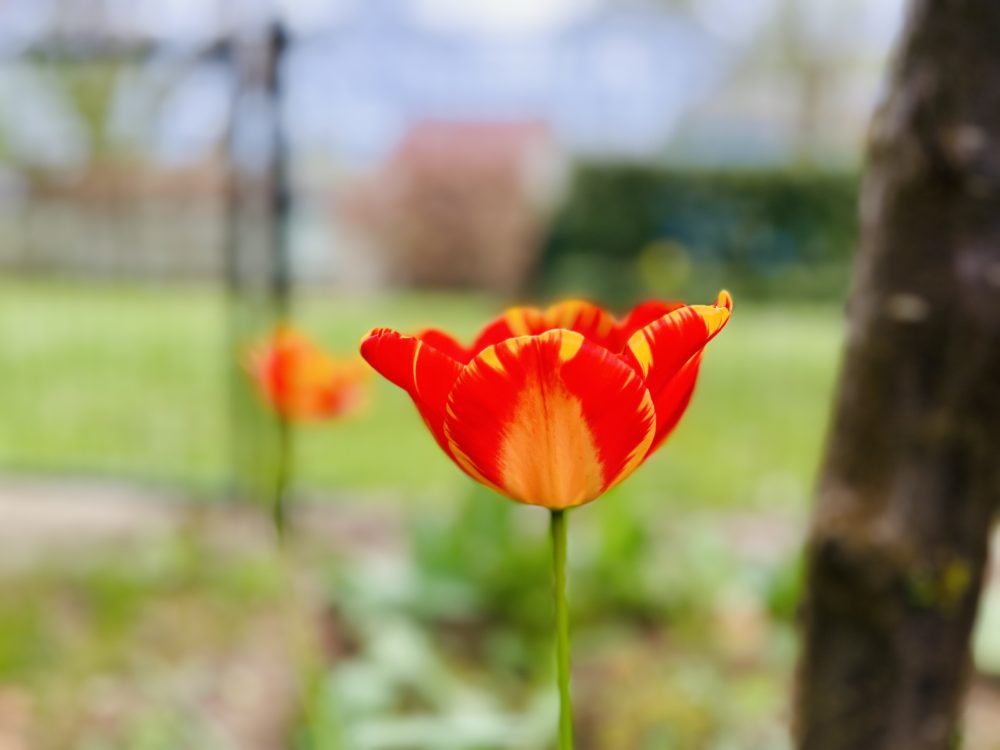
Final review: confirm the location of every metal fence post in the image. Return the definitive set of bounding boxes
[225,19,293,510]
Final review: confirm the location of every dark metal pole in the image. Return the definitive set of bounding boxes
[225,19,293,522]
[267,21,292,325]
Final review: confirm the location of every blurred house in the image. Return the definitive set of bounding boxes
[342,120,564,292]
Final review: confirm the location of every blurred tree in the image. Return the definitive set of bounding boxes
[795,2,1000,748]
[56,61,122,160]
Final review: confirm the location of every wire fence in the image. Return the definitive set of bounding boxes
[0,17,293,504]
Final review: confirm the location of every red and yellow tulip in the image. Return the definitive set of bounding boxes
[248,326,368,421]
[360,292,732,509]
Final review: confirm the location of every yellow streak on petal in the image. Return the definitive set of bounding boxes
[476,346,504,372]
[690,304,731,337]
[604,386,656,492]
[558,333,583,362]
[504,308,532,337]
[498,371,604,510]
[451,441,504,492]
[411,340,424,397]
[628,331,654,378]
[595,312,615,337]
[626,293,732,380]
[544,301,616,340]
[545,300,582,328]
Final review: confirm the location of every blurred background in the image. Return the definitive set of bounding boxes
[3,1,999,748]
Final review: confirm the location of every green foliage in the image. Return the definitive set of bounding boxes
[0,528,286,747]
[762,553,805,623]
[541,165,859,303]
[411,487,552,638]
[315,495,800,750]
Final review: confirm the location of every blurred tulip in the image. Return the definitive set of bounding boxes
[248,326,368,422]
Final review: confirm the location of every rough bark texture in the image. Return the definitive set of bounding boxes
[795,2,1000,749]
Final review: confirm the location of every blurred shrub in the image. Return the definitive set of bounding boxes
[319,494,799,749]
[541,165,859,303]
[343,122,561,294]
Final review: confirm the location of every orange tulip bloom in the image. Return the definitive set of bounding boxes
[360,292,732,509]
[248,327,368,421]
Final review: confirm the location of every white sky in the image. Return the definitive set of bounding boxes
[411,0,600,35]
[0,0,907,49]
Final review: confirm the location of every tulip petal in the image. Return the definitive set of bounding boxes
[647,351,702,453]
[415,328,472,363]
[360,328,463,453]
[248,327,367,420]
[470,300,618,354]
[444,330,655,509]
[540,300,618,346]
[470,306,554,353]
[624,290,732,396]
[471,299,699,356]
[614,300,686,346]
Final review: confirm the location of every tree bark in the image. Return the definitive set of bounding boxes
[794,2,1000,749]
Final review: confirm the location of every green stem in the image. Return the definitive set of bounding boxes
[550,508,574,750]
[273,414,292,541]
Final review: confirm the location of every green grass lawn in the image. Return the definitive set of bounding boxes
[0,279,844,510]
[0,278,841,747]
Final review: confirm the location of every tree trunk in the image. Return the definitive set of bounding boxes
[794,2,1000,749]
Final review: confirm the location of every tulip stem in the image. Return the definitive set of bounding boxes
[550,508,574,749]
[273,414,291,541]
